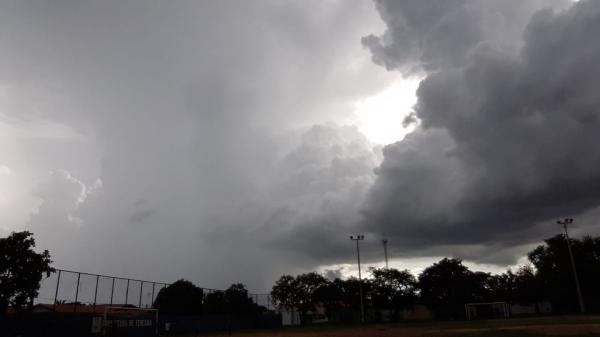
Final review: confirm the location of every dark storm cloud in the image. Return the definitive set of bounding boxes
[362,0,569,74]
[362,0,600,263]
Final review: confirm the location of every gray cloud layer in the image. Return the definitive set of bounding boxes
[362,0,600,263]
[362,0,570,74]
[2,0,599,292]
[1,0,392,290]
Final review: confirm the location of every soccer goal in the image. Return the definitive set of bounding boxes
[465,302,509,320]
[92,306,159,336]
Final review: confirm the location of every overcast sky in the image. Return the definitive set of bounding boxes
[2,0,600,293]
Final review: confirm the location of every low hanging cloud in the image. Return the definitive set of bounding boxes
[361,0,600,263]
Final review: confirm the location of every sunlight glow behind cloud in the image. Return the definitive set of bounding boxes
[354,78,420,145]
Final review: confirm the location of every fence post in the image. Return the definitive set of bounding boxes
[93,275,100,313]
[54,270,62,308]
[74,272,81,313]
[151,282,156,308]
[138,281,144,308]
[110,277,115,306]
[125,279,130,305]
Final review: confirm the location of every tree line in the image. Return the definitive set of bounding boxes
[152,280,265,316]
[0,231,266,317]
[271,234,600,321]
[2,231,600,320]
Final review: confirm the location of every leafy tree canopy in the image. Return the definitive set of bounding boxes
[270,275,299,309]
[528,234,600,312]
[369,267,417,312]
[271,272,329,324]
[0,231,54,314]
[418,258,488,319]
[153,279,204,315]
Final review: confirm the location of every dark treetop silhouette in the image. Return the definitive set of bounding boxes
[271,233,600,321]
[0,231,54,314]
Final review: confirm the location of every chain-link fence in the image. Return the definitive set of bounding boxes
[249,293,272,310]
[35,269,169,311]
[35,269,273,312]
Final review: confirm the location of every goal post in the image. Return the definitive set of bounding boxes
[98,306,159,336]
[465,301,509,320]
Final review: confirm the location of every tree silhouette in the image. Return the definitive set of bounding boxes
[269,233,600,321]
[204,284,261,316]
[418,258,487,319]
[0,231,54,314]
[529,234,600,312]
[369,267,417,320]
[489,266,541,305]
[270,275,298,310]
[224,283,259,315]
[335,276,372,311]
[153,279,204,315]
[312,280,344,321]
[271,273,329,324]
[203,290,227,315]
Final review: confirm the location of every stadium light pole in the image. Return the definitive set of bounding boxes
[350,234,365,323]
[382,239,389,269]
[557,218,585,313]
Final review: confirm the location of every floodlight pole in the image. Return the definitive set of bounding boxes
[557,218,585,313]
[382,239,389,269]
[350,234,365,323]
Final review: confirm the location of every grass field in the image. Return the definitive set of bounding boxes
[189,315,600,337]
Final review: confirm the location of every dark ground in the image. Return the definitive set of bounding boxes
[181,315,600,337]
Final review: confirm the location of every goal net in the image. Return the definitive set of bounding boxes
[465,302,509,320]
[92,306,158,336]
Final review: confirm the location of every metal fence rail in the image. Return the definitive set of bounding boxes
[35,268,272,312]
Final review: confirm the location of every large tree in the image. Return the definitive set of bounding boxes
[528,234,600,313]
[153,279,204,315]
[312,280,344,321]
[334,276,372,310]
[223,283,259,315]
[293,272,329,323]
[203,290,227,315]
[488,266,541,305]
[271,273,329,324]
[204,283,260,316]
[270,275,298,310]
[418,258,487,319]
[370,267,417,319]
[0,231,54,314]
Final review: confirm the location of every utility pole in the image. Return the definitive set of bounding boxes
[350,235,365,323]
[382,239,389,269]
[557,218,585,313]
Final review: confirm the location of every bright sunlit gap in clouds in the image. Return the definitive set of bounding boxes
[318,257,518,281]
[353,78,420,145]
